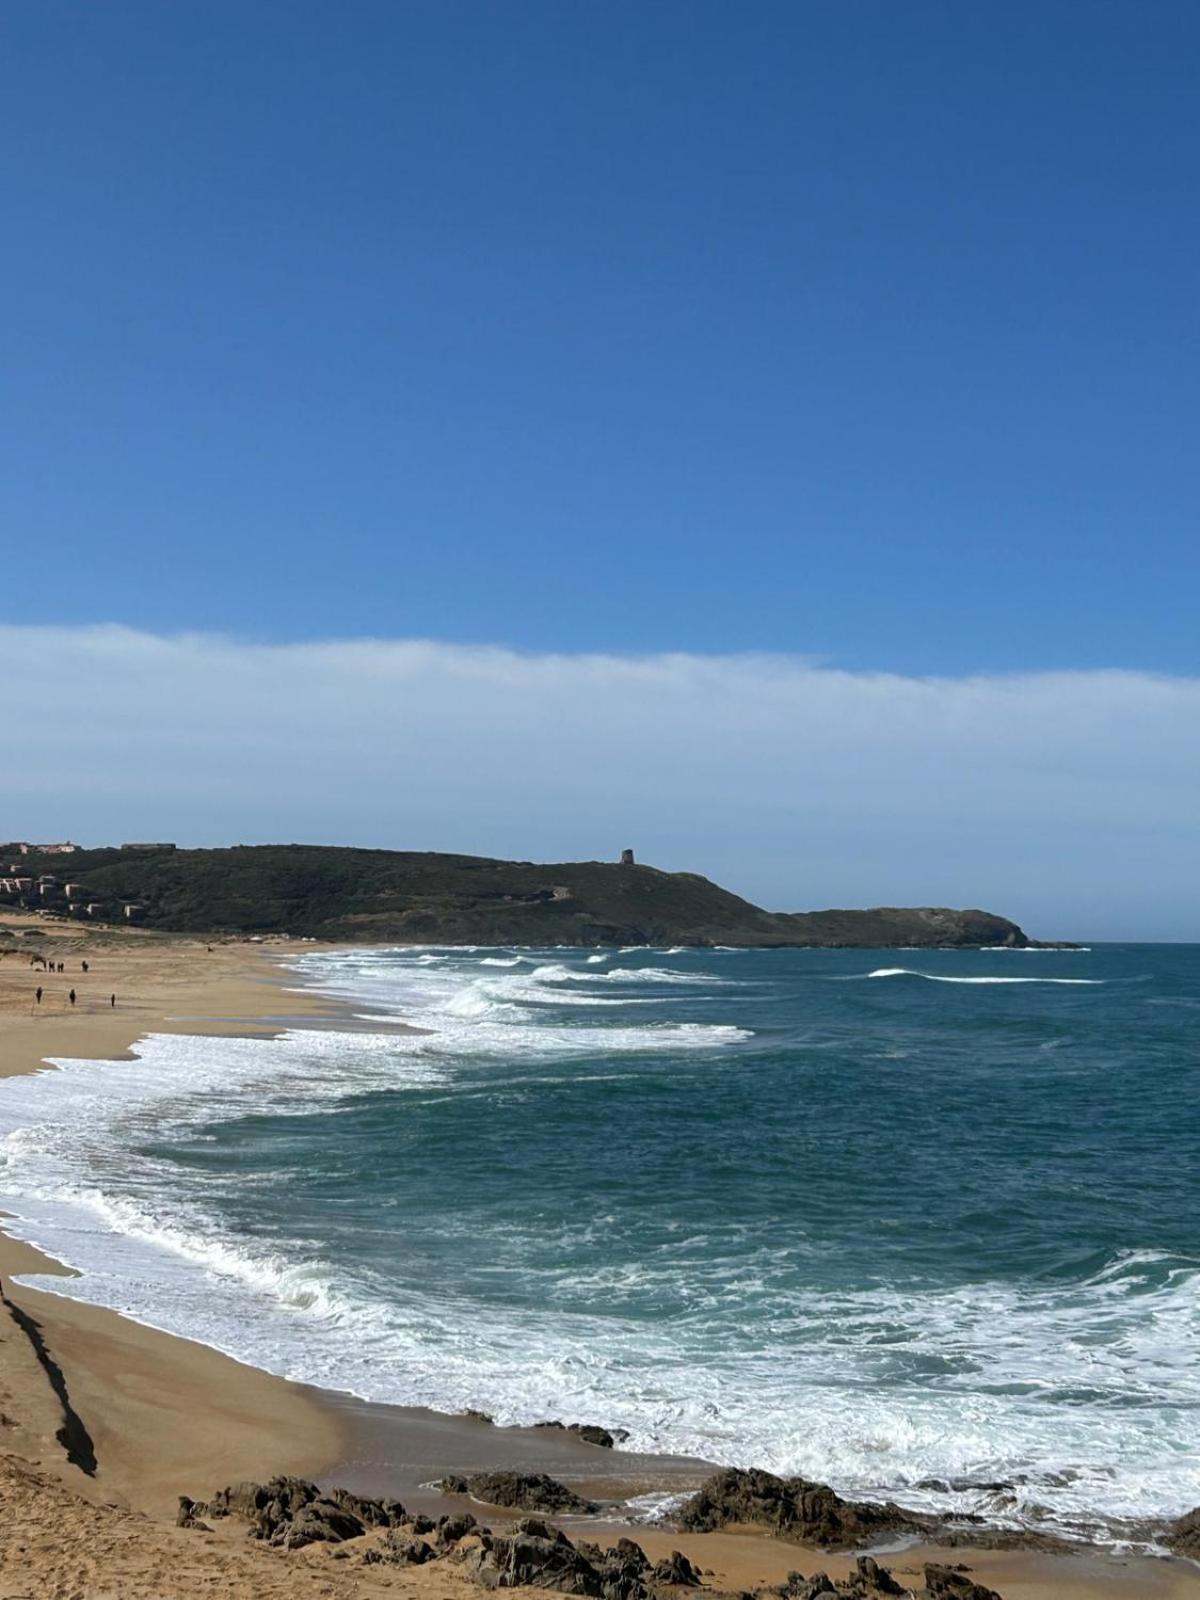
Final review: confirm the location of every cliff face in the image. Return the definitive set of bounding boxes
[0,844,1044,948]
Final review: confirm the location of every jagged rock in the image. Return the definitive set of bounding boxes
[440,1470,598,1513]
[1167,1504,1200,1557]
[853,1556,904,1594]
[175,1496,210,1532]
[455,1520,653,1600]
[923,1566,1002,1600]
[327,1485,406,1527]
[677,1469,919,1548]
[363,1530,435,1566]
[439,1512,482,1546]
[610,1538,651,1573]
[773,1561,908,1600]
[591,1537,653,1600]
[574,1425,618,1448]
[652,1550,702,1586]
[412,1512,437,1534]
[465,1408,496,1424]
[275,1498,368,1548]
[459,1519,603,1594]
[193,1475,407,1547]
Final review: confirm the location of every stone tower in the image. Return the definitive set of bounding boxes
[619,848,635,866]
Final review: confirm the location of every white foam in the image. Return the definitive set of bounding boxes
[867,969,1103,985]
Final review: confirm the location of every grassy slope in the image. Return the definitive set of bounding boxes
[0,844,1032,947]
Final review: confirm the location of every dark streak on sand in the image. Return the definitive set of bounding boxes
[1,1284,98,1475]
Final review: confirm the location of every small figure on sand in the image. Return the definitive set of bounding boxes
[110,993,116,1008]
[35,986,42,1004]
[68,988,76,1005]
[81,959,89,973]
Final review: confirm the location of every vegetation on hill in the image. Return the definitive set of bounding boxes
[0,843,1046,947]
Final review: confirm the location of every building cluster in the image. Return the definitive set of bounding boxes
[0,864,144,924]
[5,840,80,856]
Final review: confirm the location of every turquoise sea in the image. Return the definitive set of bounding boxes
[1,942,1197,1542]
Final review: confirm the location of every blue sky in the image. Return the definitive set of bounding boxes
[4,0,1198,671]
[4,7,1199,934]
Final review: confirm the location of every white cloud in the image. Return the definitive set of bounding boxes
[4,625,1198,938]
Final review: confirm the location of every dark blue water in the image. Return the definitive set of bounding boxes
[1,942,1197,1538]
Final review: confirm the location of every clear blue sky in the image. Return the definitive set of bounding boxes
[4,1,1198,672]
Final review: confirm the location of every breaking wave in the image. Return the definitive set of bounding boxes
[867,969,1103,985]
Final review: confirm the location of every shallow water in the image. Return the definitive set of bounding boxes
[1,942,1197,1541]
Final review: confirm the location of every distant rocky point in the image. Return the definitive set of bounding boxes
[0,842,1070,948]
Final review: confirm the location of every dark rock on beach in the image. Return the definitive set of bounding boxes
[771,1555,928,1597]
[191,1475,407,1548]
[440,1470,599,1513]
[534,1419,629,1448]
[652,1550,703,1586]
[923,1566,1003,1600]
[1166,1504,1200,1557]
[438,1511,483,1545]
[458,1517,620,1596]
[677,1468,921,1548]
[180,1477,941,1600]
[363,1530,435,1566]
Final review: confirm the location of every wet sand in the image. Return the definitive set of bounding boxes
[0,912,1195,1595]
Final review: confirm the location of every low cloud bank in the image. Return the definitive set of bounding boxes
[5,625,1197,938]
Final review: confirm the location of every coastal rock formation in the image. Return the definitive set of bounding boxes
[122,1467,998,1600]
[772,1555,946,1597]
[923,1566,1003,1600]
[535,1418,629,1448]
[652,1550,703,1586]
[189,1475,408,1547]
[362,1529,435,1565]
[440,1470,599,1513]
[676,1468,921,1548]
[1166,1504,1200,1557]
[458,1518,658,1600]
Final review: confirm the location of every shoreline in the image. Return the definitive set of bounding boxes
[0,919,1194,1596]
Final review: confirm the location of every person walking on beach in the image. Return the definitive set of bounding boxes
[35,986,42,1004]
[81,959,89,973]
[68,988,76,1005]
[110,993,116,1008]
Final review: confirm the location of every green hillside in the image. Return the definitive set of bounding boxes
[0,843,1046,948]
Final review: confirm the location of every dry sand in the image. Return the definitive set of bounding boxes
[0,912,1194,1596]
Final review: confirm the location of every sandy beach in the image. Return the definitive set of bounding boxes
[0,912,1194,1598]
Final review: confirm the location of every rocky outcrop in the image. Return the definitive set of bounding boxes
[456,1519,710,1600]
[185,1475,408,1548]
[1166,1504,1200,1557]
[535,1419,630,1449]
[651,1550,702,1586]
[772,1556,970,1598]
[440,1470,598,1513]
[177,1482,948,1600]
[362,1530,436,1566]
[923,1567,1003,1600]
[676,1468,922,1548]
[457,1517,627,1597]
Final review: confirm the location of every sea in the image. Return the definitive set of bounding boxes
[1,942,1197,1545]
